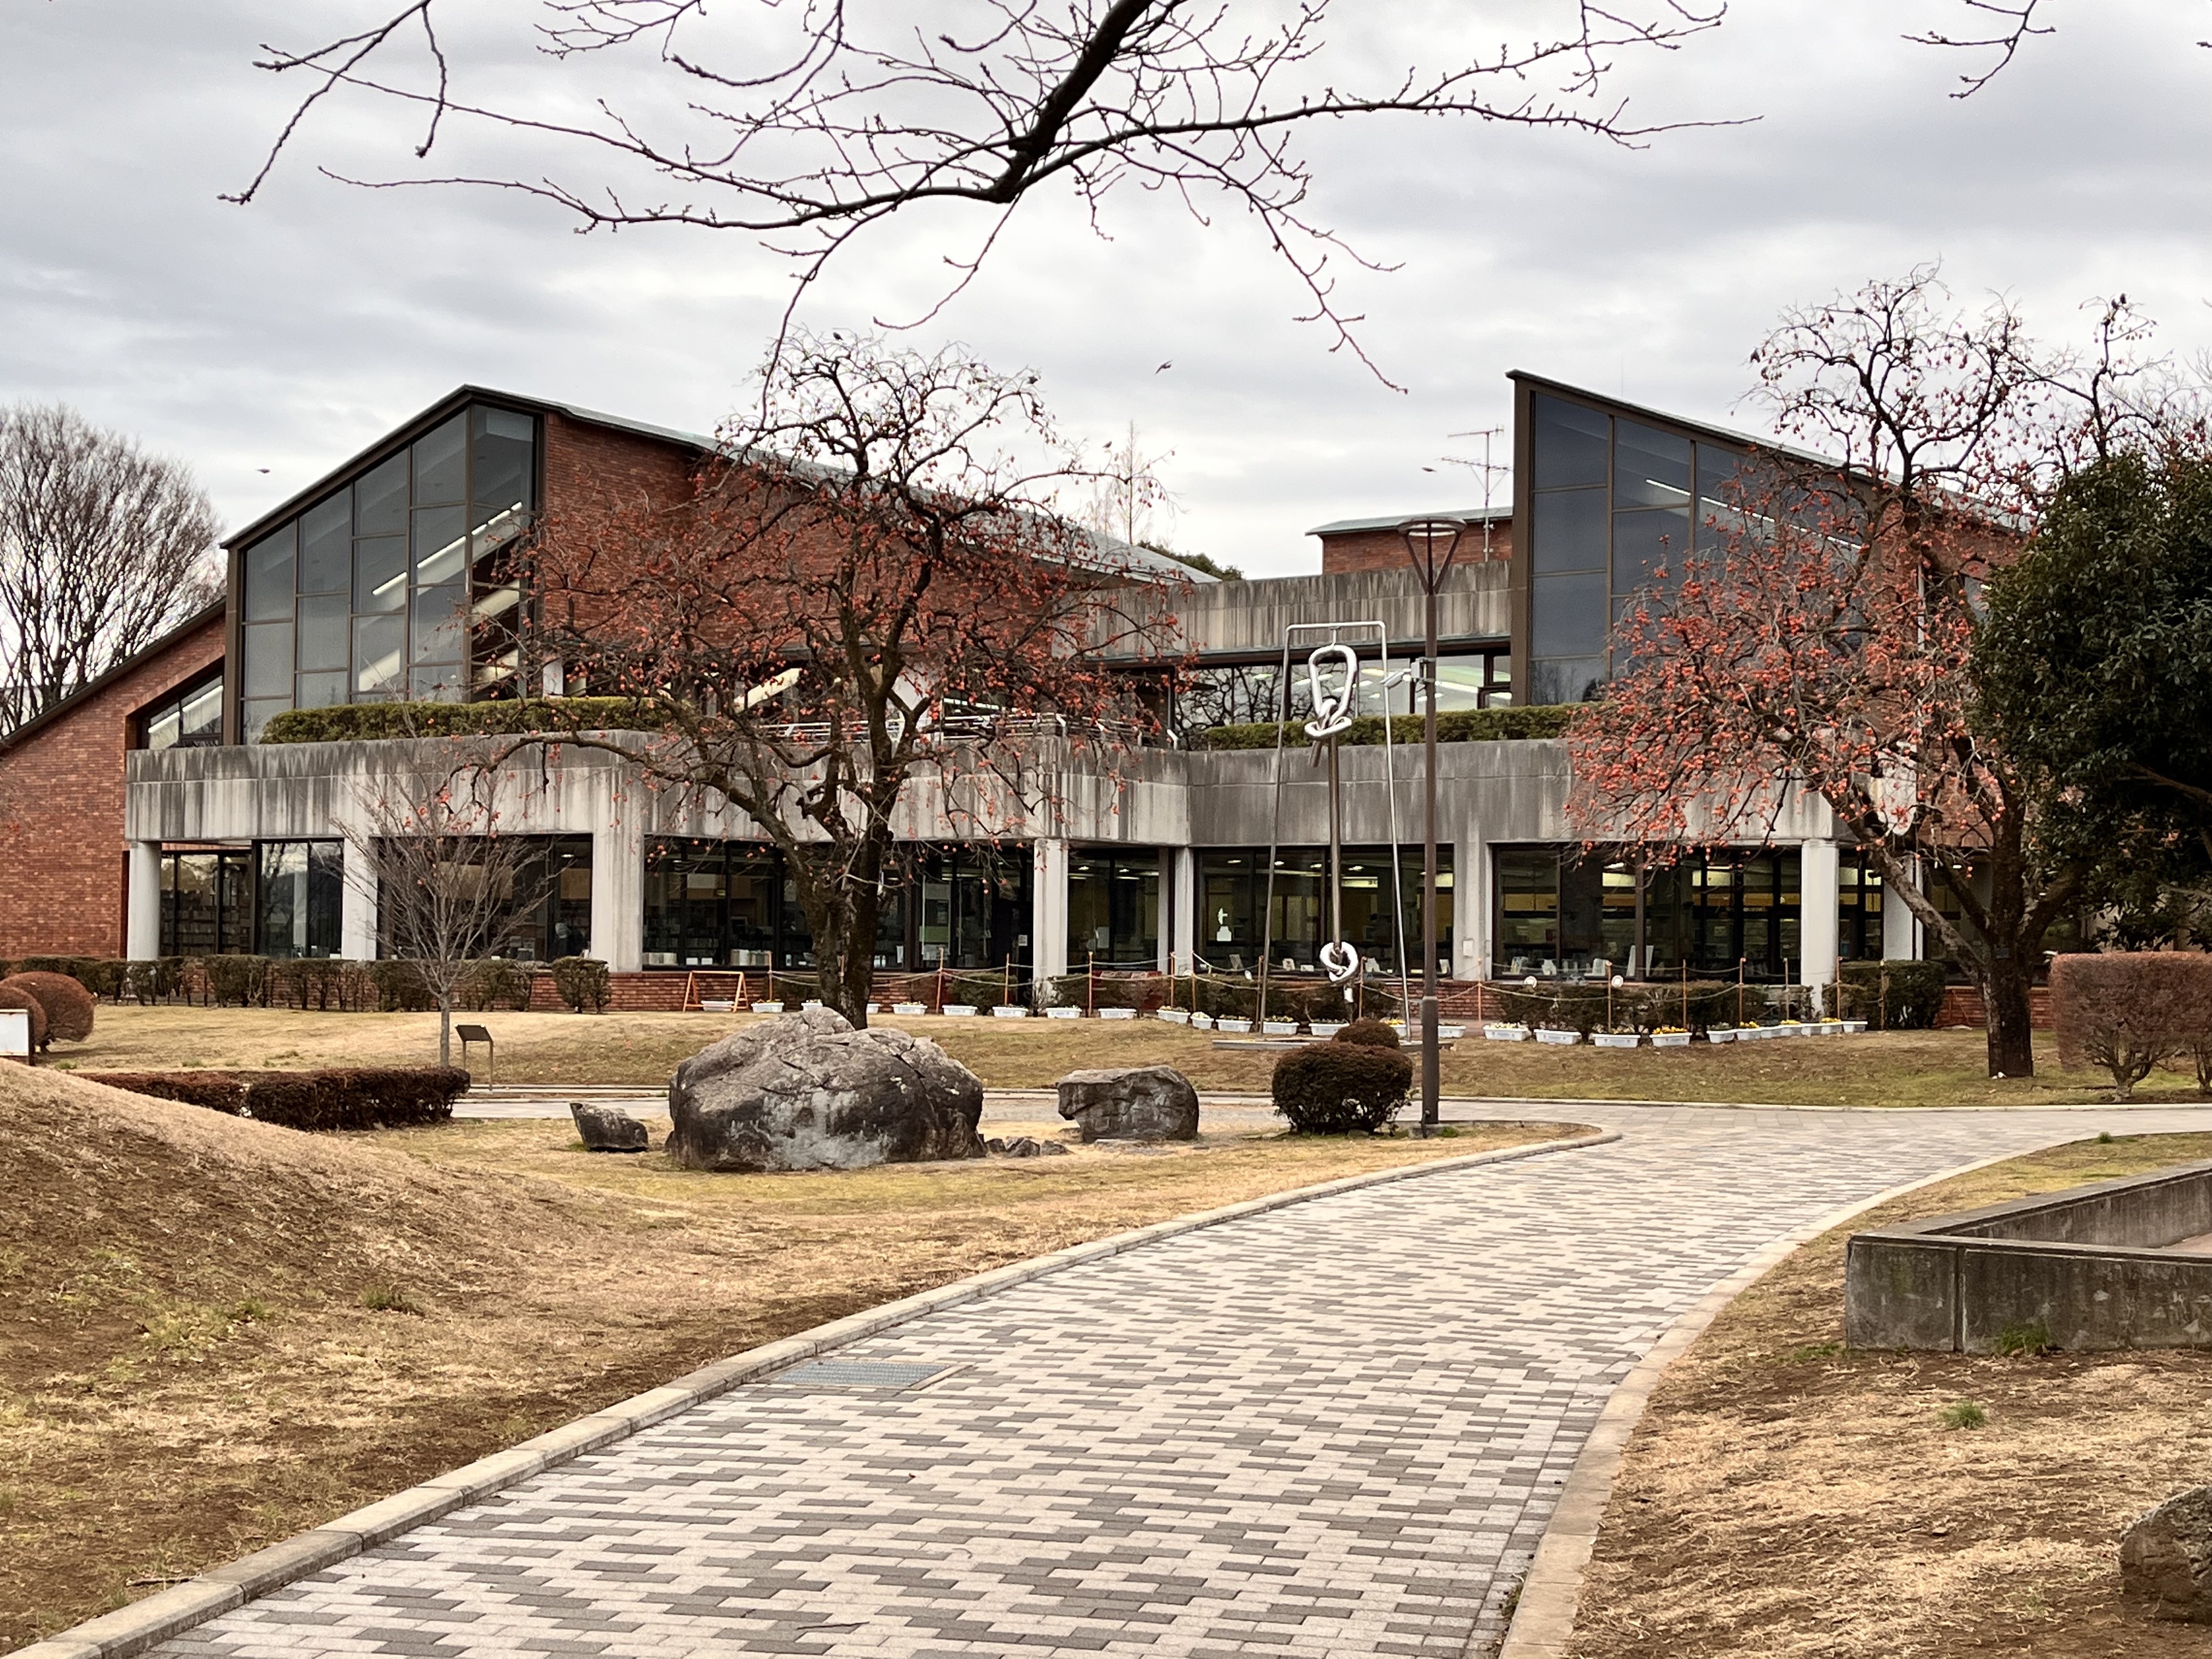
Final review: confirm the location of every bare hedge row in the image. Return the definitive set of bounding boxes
[0,956,614,1013]
[2051,953,2212,1100]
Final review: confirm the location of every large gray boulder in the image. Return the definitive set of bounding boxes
[1056,1065,1200,1142]
[668,1008,985,1172]
[2122,1486,2212,1621]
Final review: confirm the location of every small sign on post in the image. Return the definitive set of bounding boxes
[0,1006,29,1061]
[456,1023,494,1085]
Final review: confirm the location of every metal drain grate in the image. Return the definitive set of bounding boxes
[764,1360,957,1391]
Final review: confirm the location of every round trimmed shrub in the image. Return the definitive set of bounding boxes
[1271,1042,1413,1134]
[0,983,50,1052]
[2,971,95,1043]
[1331,1017,1401,1050]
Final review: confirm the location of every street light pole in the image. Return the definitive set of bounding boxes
[1396,516,1467,1138]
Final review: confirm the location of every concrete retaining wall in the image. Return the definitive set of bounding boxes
[1845,1161,2212,1352]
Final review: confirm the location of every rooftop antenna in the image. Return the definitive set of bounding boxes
[1441,426,1507,559]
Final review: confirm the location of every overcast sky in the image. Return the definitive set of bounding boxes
[4,1,2207,576]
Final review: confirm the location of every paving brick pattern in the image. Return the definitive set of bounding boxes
[153,1105,2212,1659]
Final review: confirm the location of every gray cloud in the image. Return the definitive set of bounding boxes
[2,1,2206,577]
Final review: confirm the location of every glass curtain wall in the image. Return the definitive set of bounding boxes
[1492,845,1807,981]
[642,841,1027,973]
[1525,392,1747,705]
[1197,848,1449,977]
[237,405,535,740]
[374,834,590,963]
[1067,849,1160,968]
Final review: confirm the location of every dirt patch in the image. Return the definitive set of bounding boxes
[0,1064,1567,1651]
[1565,1132,2212,1659]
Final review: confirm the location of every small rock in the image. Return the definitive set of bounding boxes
[571,1101,649,1152]
[1056,1065,1200,1142]
[2122,1486,2212,1621]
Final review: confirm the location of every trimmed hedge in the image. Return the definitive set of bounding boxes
[1332,1017,1402,1050]
[1836,960,1949,1029]
[261,696,662,745]
[1487,980,1742,1036]
[551,956,612,1012]
[82,1066,471,1130]
[1196,704,1580,751]
[1271,1043,1413,1134]
[1,971,95,1043]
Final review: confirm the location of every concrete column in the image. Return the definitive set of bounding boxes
[1799,837,1841,1012]
[340,839,379,960]
[125,841,163,960]
[1458,834,1492,982]
[1031,838,1069,985]
[592,813,645,972]
[1882,853,1920,962]
[1170,846,1197,976]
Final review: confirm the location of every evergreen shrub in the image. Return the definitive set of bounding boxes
[1332,1017,1401,1049]
[1,971,96,1042]
[83,1066,472,1129]
[0,984,50,1051]
[1836,960,1949,1029]
[551,956,613,1013]
[1271,1042,1413,1134]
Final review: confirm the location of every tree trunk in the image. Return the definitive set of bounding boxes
[1982,955,2036,1079]
[806,881,882,1029]
[438,992,453,1069]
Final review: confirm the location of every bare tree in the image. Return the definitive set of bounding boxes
[230,2,1744,374]
[523,328,1179,1025]
[0,404,222,734]
[340,739,551,1068]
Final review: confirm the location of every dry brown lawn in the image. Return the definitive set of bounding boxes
[0,1063,1565,1652]
[47,1003,2212,1108]
[1566,1132,2212,1659]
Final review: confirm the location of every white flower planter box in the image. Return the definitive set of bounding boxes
[1262,1020,1297,1036]
[1189,1014,1215,1030]
[1705,1027,1738,1043]
[943,1004,978,1017]
[1652,1031,1693,1048]
[1534,1028,1583,1046]
[1842,1019,1868,1034]
[1308,1022,1346,1038]
[802,1000,824,1011]
[700,999,736,1013]
[1592,1032,1639,1049]
[1438,1024,1466,1040]
[991,1005,1029,1019]
[1100,1007,1137,1020]
[1155,1008,1191,1025]
[891,1002,927,1016]
[1813,1021,1845,1036]
[1045,1006,1081,1020]
[750,1001,786,1014]
[1774,1022,1805,1038]
[865,1002,880,1015]
[1484,1024,1530,1042]
[1216,1017,1252,1033]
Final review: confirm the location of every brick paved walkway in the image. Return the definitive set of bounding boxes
[154,1105,2212,1659]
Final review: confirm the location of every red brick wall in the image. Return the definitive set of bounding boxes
[0,613,227,958]
[1936,985,2053,1030]
[540,413,703,525]
[1319,519,1514,575]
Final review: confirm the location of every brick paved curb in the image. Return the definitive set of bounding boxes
[17,1124,1616,1659]
[1493,1140,2039,1659]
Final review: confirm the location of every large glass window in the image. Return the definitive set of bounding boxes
[138,673,224,751]
[158,849,254,957]
[1525,391,1752,706]
[1170,646,1511,739]
[373,834,590,963]
[1198,847,1448,977]
[1068,849,1160,968]
[256,841,344,959]
[1492,844,1806,982]
[236,404,537,739]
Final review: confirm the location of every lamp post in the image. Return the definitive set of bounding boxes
[1396,515,1467,1137]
